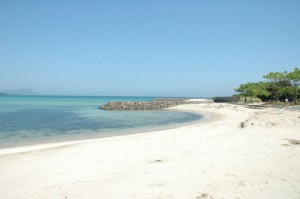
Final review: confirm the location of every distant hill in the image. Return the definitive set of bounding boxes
[0,92,8,96]
[3,89,39,95]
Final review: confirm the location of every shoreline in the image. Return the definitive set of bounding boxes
[1,103,299,198]
[0,109,205,153]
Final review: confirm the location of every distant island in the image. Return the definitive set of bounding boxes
[2,89,39,96]
[0,92,8,96]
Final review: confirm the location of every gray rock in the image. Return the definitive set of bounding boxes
[100,100,209,110]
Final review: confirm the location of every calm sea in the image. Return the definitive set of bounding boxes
[0,95,202,148]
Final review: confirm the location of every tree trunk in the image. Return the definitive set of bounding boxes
[294,84,298,104]
[295,88,298,104]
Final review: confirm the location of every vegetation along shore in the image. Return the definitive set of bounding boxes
[235,68,300,103]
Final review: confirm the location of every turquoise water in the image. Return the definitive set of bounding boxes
[0,96,202,148]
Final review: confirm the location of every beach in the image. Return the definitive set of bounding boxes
[0,103,300,199]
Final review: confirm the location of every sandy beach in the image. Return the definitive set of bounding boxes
[0,103,300,199]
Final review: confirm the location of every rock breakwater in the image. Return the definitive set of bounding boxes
[100,100,207,110]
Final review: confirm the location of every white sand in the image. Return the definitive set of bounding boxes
[0,103,300,199]
[185,98,213,103]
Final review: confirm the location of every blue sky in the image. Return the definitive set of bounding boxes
[0,0,299,97]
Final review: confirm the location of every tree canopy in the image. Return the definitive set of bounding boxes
[235,68,300,103]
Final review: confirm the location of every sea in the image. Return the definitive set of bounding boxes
[0,95,202,148]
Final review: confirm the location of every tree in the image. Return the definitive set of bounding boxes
[245,82,259,102]
[263,71,287,102]
[235,84,248,103]
[235,82,265,103]
[254,82,271,102]
[279,86,294,101]
[235,68,299,104]
[286,68,300,103]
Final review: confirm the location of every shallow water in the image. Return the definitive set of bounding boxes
[0,96,202,148]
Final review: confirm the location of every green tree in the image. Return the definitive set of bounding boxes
[235,82,265,103]
[235,83,248,103]
[279,86,294,101]
[245,82,259,102]
[253,82,270,102]
[263,71,287,102]
[247,82,272,102]
[286,68,300,103]
[234,68,299,104]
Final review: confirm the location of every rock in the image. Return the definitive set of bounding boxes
[100,100,208,110]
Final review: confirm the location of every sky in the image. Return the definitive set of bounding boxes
[0,0,299,97]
